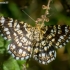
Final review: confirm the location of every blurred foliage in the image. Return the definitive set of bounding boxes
[0,0,70,70]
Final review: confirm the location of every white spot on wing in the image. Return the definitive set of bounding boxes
[51,57,55,61]
[66,40,69,42]
[18,42,22,46]
[7,44,10,50]
[17,24,20,28]
[4,28,9,31]
[13,33,17,36]
[60,36,64,39]
[39,53,41,57]
[19,49,23,54]
[42,53,45,57]
[8,23,12,27]
[4,37,7,40]
[54,51,56,58]
[59,45,63,48]
[28,46,31,51]
[25,56,29,59]
[16,57,19,60]
[58,39,61,42]
[47,59,51,63]
[39,60,41,63]
[12,53,15,57]
[12,45,16,49]
[42,61,45,64]
[0,16,5,24]
[6,31,10,34]
[65,28,69,33]
[44,46,47,51]
[21,57,24,60]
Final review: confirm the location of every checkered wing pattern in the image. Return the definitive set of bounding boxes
[33,25,70,64]
[0,16,33,60]
[0,16,70,65]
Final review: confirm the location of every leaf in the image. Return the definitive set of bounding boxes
[0,36,4,47]
[3,57,20,70]
[17,60,27,70]
[17,60,26,66]
[3,65,8,70]
[4,40,11,50]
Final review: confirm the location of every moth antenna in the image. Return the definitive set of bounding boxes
[22,10,36,22]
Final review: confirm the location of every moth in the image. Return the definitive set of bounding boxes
[0,16,70,65]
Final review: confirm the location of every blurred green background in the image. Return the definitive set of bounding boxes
[0,0,70,70]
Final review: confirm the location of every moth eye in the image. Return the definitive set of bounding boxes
[0,16,70,65]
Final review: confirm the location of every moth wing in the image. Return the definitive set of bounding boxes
[0,16,33,60]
